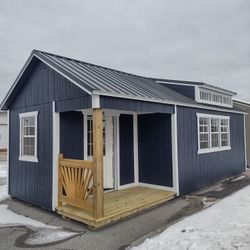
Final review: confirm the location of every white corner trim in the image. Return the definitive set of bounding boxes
[115,116,120,189]
[92,94,100,108]
[133,113,139,184]
[171,106,180,196]
[244,114,248,169]
[6,110,9,195]
[52,102,60,211]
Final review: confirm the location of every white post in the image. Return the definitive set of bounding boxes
[244,114,248,170]
[52,102,60,211]
[6,110,9,195]
[133,113,139,184]
[171,105,180,196]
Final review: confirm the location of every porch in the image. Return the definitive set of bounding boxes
[57,186,175,229]
[55,107,178,228]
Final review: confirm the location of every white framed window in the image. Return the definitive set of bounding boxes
[87,115,106,158]
[19,111,38,162]
[197,88,233,108]
[197,113,230,154]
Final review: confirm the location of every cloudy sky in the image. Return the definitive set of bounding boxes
[0,0,249,102]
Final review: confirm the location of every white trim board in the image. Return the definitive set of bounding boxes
[133,113,139,184]
[52,102,60,211]
[138,183,175,192]
[171,106,180,196]
[6,110,9,195]
[244,114,248,169]
[92,90,245,115]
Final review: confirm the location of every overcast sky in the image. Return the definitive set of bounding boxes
[0,0,249,102]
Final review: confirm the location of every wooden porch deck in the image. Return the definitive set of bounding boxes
[56,186,176,229]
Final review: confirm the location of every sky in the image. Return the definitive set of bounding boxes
[0,0,249,102]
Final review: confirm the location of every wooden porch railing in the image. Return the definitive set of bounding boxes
[58,108,104,219]
[58,154,94,213]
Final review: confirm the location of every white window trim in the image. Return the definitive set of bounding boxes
[197,113,231,154]
[19,111,38,163]
[196,88,233,108]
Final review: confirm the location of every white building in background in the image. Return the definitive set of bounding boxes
[0,111,7,151]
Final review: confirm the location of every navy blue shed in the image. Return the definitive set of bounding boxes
[1,50,246,212]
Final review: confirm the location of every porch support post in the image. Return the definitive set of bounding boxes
[93,108,104,218]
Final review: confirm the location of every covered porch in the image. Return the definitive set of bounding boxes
[54,100,178,228]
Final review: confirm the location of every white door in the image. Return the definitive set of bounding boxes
[86,115,114,189]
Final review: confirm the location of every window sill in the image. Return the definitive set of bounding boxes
[198,146,231,155]
[19,156,38,163]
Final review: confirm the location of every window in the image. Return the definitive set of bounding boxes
[198,88,233,108]
[197,113,230,154]
[19,111,38,162]
[87,115,106,158]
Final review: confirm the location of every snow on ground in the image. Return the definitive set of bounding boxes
[24,229,79,245]
[0,204,79,245]
[0,164,7,177]
[0,185,8,202]
[134,185,250,250]
[0,163,8,202]
[0,204,56,229]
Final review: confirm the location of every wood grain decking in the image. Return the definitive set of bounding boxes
[56,186,176,229]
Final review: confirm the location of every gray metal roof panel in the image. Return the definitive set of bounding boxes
[35,50,196,104]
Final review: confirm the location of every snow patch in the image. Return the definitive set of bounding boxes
[24,228,79,245]
[230,175,246,182]
[0,204,80,246]
[0,204,56,229]
[133,185,250,250]
[0,185,8,202]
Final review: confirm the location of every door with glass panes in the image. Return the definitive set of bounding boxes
[86,115,114,189]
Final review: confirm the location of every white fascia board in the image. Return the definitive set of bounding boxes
[0,53,35,110]
[93,90,246,115]
[33,54,92,95]
[0,53,93,110]
[156,80,197,87]
[199,85,236,96]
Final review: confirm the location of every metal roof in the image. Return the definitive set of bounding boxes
[1,49,238,110]
[34,50,195,104]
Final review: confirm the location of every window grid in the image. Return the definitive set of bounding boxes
[199,89,232,107]
[87,115,106,157]
[198,114,230,153]
[19,111,38,162]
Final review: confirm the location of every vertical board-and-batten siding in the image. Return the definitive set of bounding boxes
[138,113,173,187]
[8,60,90,210]
[119,114,134,185]
[60,111,84,160]
[100,96,175,113]
[160,84,195,100]
[9,104,53,209]
[10,58,91,112]
[177,106,245,195]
